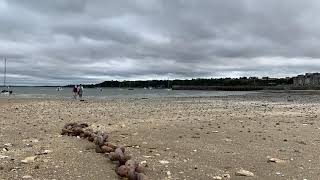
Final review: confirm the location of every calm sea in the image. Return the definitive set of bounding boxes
[0,87,256,99]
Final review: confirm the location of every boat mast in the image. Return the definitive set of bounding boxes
[3,58,6,87]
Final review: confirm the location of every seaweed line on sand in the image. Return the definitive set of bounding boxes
[61,122,148,180]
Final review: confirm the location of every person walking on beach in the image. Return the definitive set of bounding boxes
[78,84,84,100]
[72,85,78,99]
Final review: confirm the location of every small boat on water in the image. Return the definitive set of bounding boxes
[56,87,63,91]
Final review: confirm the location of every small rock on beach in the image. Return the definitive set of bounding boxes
[21,156,37,164]
[235,169,255,177]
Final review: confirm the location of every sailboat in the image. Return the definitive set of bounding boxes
[1,58,12,95]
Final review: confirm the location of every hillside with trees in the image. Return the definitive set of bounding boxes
[72,77,293,89]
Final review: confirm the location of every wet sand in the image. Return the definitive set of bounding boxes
[1,92,320,179]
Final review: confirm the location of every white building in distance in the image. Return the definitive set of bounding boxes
[293,73,320,86]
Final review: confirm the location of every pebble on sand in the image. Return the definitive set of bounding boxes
[22,175,32,179]
[159,160,170,164]
[222,174,231,178]
[267,157,286,163]
[43,150,53,154]
[140,160,147,164]
[0,155,9,159]
[21,156,37,164]
[4,143,13,147]
[212,176,222,180]
[235,169,255,177]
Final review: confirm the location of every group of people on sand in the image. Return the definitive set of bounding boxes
[72,84,84,100]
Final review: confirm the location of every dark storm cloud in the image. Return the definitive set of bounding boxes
[0,0,320,85]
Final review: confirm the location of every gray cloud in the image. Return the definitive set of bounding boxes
[0,0,320,85]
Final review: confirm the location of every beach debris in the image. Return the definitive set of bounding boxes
[267,157,286,163]
[30,139,39,143]
[61,122,89,136]
[222,174,231,178]
[212,176,222,180]
[235,169,254,177]
[140,160,147,165]
[223,138,233,142]
[4,143,13,147]
[36,150,53,155]
[21,156,37,164]
[43,150,52,154]
[10,167,21,172]
[296,140,307,145]
[22,175,33,179]
[159,160,170,164]
[25,144,33,147]
[0,155,9,159]
[61,122,148,180]
[167,171,172,178]
[115,159,146,179]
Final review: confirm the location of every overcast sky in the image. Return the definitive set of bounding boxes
[1,0,320,85]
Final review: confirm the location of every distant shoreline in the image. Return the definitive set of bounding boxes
[172,85,320,91]
[4,85,320,91]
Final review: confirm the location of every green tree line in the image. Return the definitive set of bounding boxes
[67,77,293,88]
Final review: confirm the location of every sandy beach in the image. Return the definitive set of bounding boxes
[1,92,320,179]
